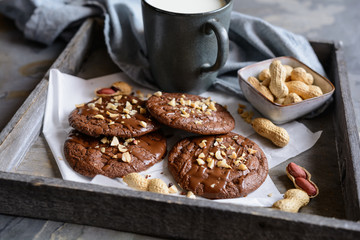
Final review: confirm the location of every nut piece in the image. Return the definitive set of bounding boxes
[186,191,196,199]
[247,148,257,154]
[139,121,147,128]
[216,160,231,169]
[251,118,289,147]
[96,88,117,97]
[75,103,85,108]
[272,189,310,213]
[269,60,289,98]
[93,114,105,120]
[215,150,224,160]
[168,98,176,107]
[196,158,206,165]
[207,158,215,169]
[198,140,207,148]
[147,178,169,194]
[287,162,307,179]
[110,136,120,146]
[121,152,132,163]
[123,173,149,191]
[153,91,162,97]
[286,162,319,198]
[112,81,132,95]
[168,184,178,194]
[238,163,248,171]
[295,178,318,196]
[258,68,271,87]
[248,76,274,102]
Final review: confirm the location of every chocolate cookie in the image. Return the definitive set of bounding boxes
[146,92,235,135]
[168,132,268,199]
[64,130,167,178]
[69,95,160,137]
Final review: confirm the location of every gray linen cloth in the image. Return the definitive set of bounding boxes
[0,0,326,99]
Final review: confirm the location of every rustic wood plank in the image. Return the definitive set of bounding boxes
[0,215,47,239]
[32,221,164,240]
[0,79,48,171]
[0,18,96,172]
[0,171,359,240]
[332,42,360,220]
[309,41,333,75]
[270,108,346,219]
[15,134,61,178]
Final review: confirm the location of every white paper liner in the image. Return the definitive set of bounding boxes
[43,69,322,207]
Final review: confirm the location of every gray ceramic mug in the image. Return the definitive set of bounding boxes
[141,0,233,94]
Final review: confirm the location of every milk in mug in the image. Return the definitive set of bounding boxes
[145,0,227,14]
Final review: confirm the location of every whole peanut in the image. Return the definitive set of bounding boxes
[258,68,271,87]
[123,173,175,195]
[248,76,274,102]
[251,118,289,147]
[286,81,323,99]
[148,178,169,194]
[272,189,310,213]
[291,67,314,85]
[112,81,132,95]
[283,92,303,105]
[284,65,293,81]
[269,60,289,98]
[123,173,149,191]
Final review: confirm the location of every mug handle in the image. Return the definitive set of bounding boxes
[201,19,229,73]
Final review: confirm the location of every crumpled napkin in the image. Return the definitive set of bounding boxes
[43,69,322,207]
[0,0,325,98]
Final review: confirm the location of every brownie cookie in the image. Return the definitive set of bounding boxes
[69,95,160,137]
[146,92,235,135]
[168,132,268,199]
[64,130,167,178]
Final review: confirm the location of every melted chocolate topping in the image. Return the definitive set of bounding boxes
[169,132,268,199]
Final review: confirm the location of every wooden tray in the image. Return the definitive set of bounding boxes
[0,18,359,239]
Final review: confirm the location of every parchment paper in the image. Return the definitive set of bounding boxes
[43,69,322,207]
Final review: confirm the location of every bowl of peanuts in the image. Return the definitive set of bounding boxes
[238,56,335,124]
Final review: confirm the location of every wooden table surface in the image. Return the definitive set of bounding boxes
[0,0,359,239]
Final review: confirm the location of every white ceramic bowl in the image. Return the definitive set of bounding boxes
[238,56,335,124]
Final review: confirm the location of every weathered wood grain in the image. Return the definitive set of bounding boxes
[0,171,359,240]
[15,134,61,178]
[0,79,47,171]
[332,42,360,220]
[0,18,96,172]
